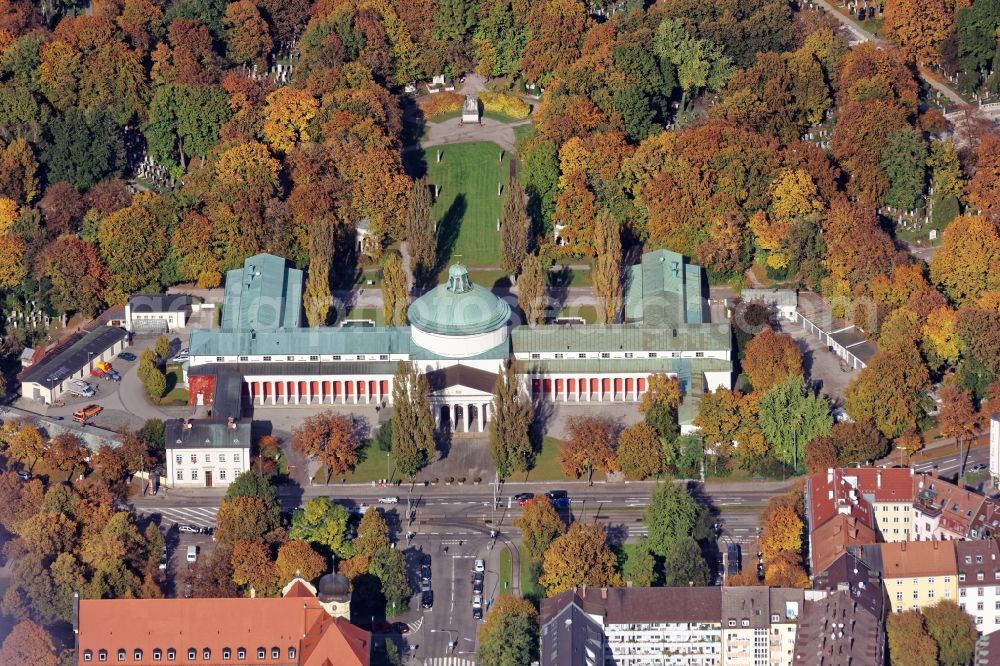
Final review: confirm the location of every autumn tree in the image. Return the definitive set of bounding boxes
[390,361,436,477]
[758,375,833,468]
[292,412,361,478]
[763,550,809,588]
[759,504,803,560]
[224,0,272,68]
[930,215,1000,305]
[406,178,436,287]
[275,540,326,584]
[589,211,623,323]
[639,373,682,441]
[37,235,106,316]
[354,508,390,558]
[369,545,410,614]
[847,348,930,438]
[615,423,663,480]
[888,610,938,666]
[303,218,333,327]
[500,174,531,277]
[381,249,408,326]
[151,18,220,85]
[938,385,978,461]
[883,0,952,65]
[560,416,617,483]
[520,0,589,84]
[539,522,622,595]
[289,497,354,560]
[489,359,534,478]
[46,433,88,477]
[230,539,277,593]
[514,495,566,561]
[262,87,318,154]
[923,600,977,666]
[742,328,804,391]
[97,194,168,303]
[216,496,279,545]
[477,595,540,666]
[7,422,43,468]
[0,620,57,666]
[517,252,546,325]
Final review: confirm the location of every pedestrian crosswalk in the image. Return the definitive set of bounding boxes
[141,505,219,528]
[421,658,476,666]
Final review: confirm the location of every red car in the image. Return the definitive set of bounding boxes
[515,492,534,507]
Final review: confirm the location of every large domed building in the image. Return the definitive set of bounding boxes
[183,249,732,472]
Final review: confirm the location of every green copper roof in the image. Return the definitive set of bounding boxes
[221,254,302,332]
[408,264,510,336]
[625,249,706,327]
[511,323,732,354]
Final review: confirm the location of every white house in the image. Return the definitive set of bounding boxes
[18,326,129,404]
[125,294,193,333]
[956,540,1000,635]
[165,417,251,488]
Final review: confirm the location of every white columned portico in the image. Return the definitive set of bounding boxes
[477,403,485,432]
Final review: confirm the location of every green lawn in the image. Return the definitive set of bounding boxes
[423,142,508,268]
[161,366,189,406]
[555,305,597,324]
[499,547,513,596]
[510,435,611,483]
[334,306,385,327]
[519,544,544,606]
[547,264,591,287]
[312,439,395,484]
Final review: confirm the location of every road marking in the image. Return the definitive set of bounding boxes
[421,658,476,666]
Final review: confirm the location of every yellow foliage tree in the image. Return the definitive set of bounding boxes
[922,306,960,364]
[930,215,1000,304]
[0,197,17,235]
[771,169,824,224]
[539,522,623,595]
[0,235,26,288]
[760,504,803,560]
[262,88,319,154]
[557,136,589,188]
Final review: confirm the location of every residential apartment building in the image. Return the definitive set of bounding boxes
[810,515,877,575]
[75,577,369,665]
[721,588,804,666]
[912,473,985,541]
[971,498,1000,540]
[957,540,1000,635]
[880,539,958,613]
[806,551,886,665]
[805,468,877,575]
[842,467,915,541]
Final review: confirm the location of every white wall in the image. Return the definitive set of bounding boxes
[167,446,251,487]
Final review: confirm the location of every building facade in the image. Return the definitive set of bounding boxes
[957,540,1000,635]
[124,294,193,333]
[912,473,985,541]
[880,540,958,613]
[19,326,129,404]
[721,588,803,666]
[187,251,733,431]
[165,418,251,488]
[840,467,915,542]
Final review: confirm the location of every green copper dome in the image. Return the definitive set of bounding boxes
[408,264,510,336]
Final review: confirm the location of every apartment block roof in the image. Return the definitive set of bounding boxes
[539,591,605,666]
[811,514,878,576]
[812,551,885,623]
[879,540,957,579]
[806,469,876,534]
[76,583,370,666]
[792,590,883,666]
[841,467,915,503]
[955,540,1000,587]
[971,498,1000,540]
[913,473,985,537]
[541,586,723,625]
[721,587,804,629]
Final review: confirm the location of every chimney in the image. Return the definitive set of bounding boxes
[933,541,939,550]
[250,587,256,598]
[877,471,882,489]
[828,468,834,483]
[601,587,608,600]
[581,585,587,598]
[901,541,906,552]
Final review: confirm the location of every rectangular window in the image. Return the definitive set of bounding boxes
[263,356,271,361]
[234,453,240,462]
[929,578,935,584]
[601,352,610,358]
[979,602,985,611]
[554,353,563,359]
[310,355,319,361]
[928,590,935,599]
[961,574,967,582]
[205,454,211,463]
[671,352,680,358]
[216,356,224,362]
[332,355,341,360]
[379,354,389,360]
[913,591,919,599]
[945,577,951,583]
[219,470,226,481]
[191,454,197,464]
[578,353,586,359]
[695,352,704,358]
[980,587,985,596]
[356,355,365,360]
[219,454,225,463]
[530,353,540,359]
[625,352,633,358]
[961,589,967,597]
[286,356,293,361]
[239,356,248,362]
[191,470,198,480]
[649,352,657,358]
[896,592,903,601]
[176,470,183,481]
[175,455,182,464]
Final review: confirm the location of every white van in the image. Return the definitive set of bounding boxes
[186,546,197,563]
[67,379,95,398]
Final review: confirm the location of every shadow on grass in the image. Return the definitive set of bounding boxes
[434,194,465,270]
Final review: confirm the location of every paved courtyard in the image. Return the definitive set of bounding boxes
[777,320,859,405]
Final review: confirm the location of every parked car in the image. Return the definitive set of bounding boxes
[378,496,399,504]
[971,464,987,473]
[186,545,197,563]
[473,576,484,594]
[117,352,137,361]
[16,470,32,481]
[105,370,122,382]
[473,606,483,620]
[474,559,485,573]
[472,595,482,609]
[421,591,433,609]
[421,579,431,592]
[390,622,410,635]
[421,561,432,582]
[172,348,190,363]
[546,490,570,507]
[67,379,95,398]
[73,404,103,424]
[178,524,200,534]
[514,492,534,506]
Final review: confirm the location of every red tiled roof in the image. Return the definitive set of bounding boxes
[77,594,369,666]
[808,469,876,532]
[880,540,957,579]
[811,514,878,575]
[841,467,915,503]
[913,473,985,537]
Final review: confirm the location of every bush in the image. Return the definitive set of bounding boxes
[457,476,466,484]
[444,475,454,483]
[473,476,482,483]
[480,91,530,120]
[419,92,464,119]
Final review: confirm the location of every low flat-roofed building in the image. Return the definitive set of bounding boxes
[18,326,129,404]
[125,294,193,333]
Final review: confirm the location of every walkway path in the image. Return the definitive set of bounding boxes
[813,0,965,106]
